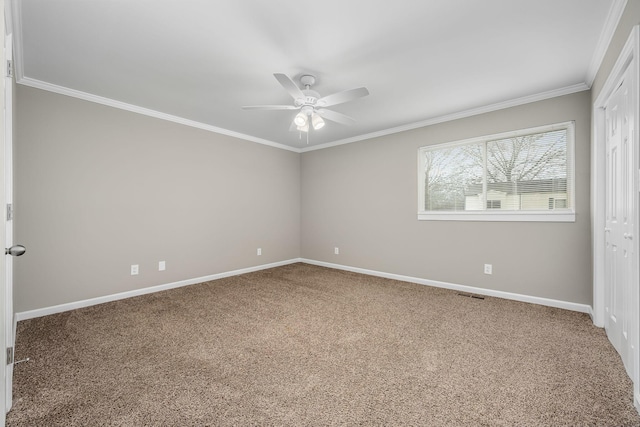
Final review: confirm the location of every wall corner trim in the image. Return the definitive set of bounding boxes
[15,258,304,321]
[300,259,592,314]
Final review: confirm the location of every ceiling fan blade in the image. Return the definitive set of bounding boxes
[317,109,356,126]
[241,105,299,110]
[317,87,369,107]
[274,73,305,101]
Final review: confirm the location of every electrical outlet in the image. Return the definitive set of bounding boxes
[131,264,139,275]
[159,261,166,271]
[257,248,262,256]
[484,264,493,275]
[334,247,339,255]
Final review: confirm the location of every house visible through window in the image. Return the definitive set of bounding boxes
[549,197,567,209]
[418,122,575,222]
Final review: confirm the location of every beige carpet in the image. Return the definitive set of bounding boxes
[6,263,640,426]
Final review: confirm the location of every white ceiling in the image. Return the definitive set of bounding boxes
[11,0,620,151]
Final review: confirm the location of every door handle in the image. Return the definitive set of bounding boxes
[5,245,26,257]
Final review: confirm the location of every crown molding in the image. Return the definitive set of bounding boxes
[16,75,589,155]
[8,0,600,154]
[585,0,628,87]
[8,0,299,153]
[17,77,300,153]
[300,83,589,153]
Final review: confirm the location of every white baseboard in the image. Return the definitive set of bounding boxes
[15,258,304,321]
[16,257,593,322]
[301,259,593,314]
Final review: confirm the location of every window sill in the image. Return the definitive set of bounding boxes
[417,211,576,222]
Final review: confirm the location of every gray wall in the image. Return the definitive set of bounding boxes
[20,2,637,312]
[14,86,301,312]
[301,91,592,305]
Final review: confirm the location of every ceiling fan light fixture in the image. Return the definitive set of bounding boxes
[244,73,369,140]
[312,113,325,130]
[294,111,307,127]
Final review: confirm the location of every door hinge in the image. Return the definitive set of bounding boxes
[6,204,13,221]
[6,60,12,78]
[6,347,13,365]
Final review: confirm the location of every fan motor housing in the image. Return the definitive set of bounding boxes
[295,89,320,107]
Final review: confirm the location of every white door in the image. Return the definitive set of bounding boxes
[604,66,636,377]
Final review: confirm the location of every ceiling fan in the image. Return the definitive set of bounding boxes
[242,73,369,132]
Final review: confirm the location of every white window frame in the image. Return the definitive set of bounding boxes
[417,121,576,222]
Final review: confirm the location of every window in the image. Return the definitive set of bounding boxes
[418,122,575,222]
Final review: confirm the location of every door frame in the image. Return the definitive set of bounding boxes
[3,29,13,416]
[592,25,640,410]
[0,0,7,422]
